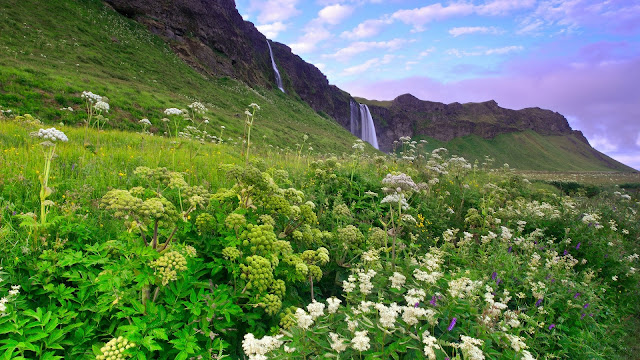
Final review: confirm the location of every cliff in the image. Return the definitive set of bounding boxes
[105,0,591,153]
[363,94,586,152]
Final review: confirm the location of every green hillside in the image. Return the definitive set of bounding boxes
[416,131,634,171]
[0,0,360,154]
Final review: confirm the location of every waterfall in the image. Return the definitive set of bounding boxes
[266,40,285,93]
[359,104,379,149]
[349,100,379,150]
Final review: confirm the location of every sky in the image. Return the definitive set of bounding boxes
[236,0,640,170]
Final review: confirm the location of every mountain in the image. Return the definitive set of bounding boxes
[0,0,635,171]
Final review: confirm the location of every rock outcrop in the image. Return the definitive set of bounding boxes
[367,94,580,152]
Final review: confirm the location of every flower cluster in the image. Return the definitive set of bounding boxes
[164,108,183,116]
[150,250,188,285]
[81,91,102,104]
[95,336,136,360]
[31,127,69,142]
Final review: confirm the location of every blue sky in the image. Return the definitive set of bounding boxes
[236,0,640,170]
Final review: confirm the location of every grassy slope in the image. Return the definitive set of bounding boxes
[416,131,634,172]
[0,0,360,154]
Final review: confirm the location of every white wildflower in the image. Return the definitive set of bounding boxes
[351,330,370,352]
[389,272,406,289]
[164,108,183,116]
[329,333,348,353]
[306,301,325,319]
[327,297,342,314]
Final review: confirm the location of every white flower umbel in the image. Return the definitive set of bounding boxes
[422,331,441,360]
[139,118,152,126]
[327,297,342,314]
[389,272,406,289]
[459,335,485,360]
[32,127,69,142]
[307,300,325,319]
[295,308,314,329]
[94,101,109,113]
[81,90,102,104]
[242,333,283,360]
[351,330,370,352]
[164,108,183,116]
[188,101,207,114]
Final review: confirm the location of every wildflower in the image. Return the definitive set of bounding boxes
[422,331,441,360]
[389,272,406,289]
[242,333,283,360]
[459,335,484,360]
[188,101,207,114]
[329,333,348,353]
[139,118,151,126]
[31,128,69,142]
[245,110,253,117]
[447,317,457,331]
[164,108,183,116]
[505,334,527,352]
[351,330,370,352]
[307,301,325,319]
[548,324,555,330]
[405,288,426,305]
[295,308,313,329]
[94,101,110,112]
[248,103,260,110]
[81,91,102,104]
[327,297,341,314]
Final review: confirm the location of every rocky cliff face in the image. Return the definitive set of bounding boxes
[104,0,353,125]
[104,0,584,153]
[367,94,585,152]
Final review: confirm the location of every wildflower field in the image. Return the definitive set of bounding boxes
[0,105,639,360]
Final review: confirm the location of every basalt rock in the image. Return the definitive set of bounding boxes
[368,94,575,152]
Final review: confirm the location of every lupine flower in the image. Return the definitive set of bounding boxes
[447,317,457,331]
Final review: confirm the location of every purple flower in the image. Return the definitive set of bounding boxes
[584,303,589,308]
[496,278,502,286]
[563,250,568,256]
[491,272,497,280]
[414,302,420,308]
[574,292,580,299]
[71,163,76,171]
[581,313,586,319]
[576,242,581,250]
[536,298,543,307]
[12,211,16,216]
[549,324,556,330]
[508,246,512,253]
[430,295,437,307]
[447,317,457,331]
[551,278,556,283]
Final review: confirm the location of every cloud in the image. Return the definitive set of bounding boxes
[341,18,393,39]
[449,26,500,37]
[476,0,536,15]
[392,3,474,32]
[290,24,332,53]
[256,22,287,39]
[519,0,640,35]
[318,4,354,25]
[340,53,640,170]
[419,47,436,57]
[447,45,523,57]
[250,0,301,23]
[342,54,396,76]
[326,38,412,61]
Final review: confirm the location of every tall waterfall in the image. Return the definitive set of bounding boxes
[349,100,379,149]
[266,40,285,93]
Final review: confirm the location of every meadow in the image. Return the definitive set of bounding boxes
[0,105,639,360]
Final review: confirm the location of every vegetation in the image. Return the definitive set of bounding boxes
[1,1,639,359]
[1,113,639,359]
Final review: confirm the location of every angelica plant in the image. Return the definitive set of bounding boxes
[30,127,68,226]
[243,103,260,163]
[81,90,104,146]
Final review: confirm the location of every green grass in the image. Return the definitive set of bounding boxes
[415,130,635,172]
[0,0,363,155]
